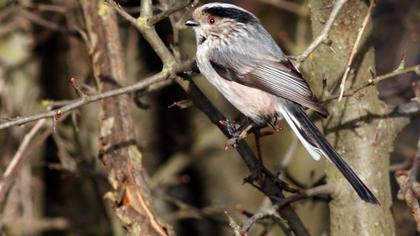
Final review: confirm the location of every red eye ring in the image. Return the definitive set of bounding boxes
[208,17,216,24]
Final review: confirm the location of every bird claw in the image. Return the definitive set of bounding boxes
[225,137,239,150]
[218,119,239,135]
[219,118,254,149]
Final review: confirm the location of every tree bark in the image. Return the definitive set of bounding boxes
[80,1,170,235]
[303,1,408,235]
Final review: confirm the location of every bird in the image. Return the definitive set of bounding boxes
[185,2,379,204]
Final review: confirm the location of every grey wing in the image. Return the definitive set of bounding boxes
[208,47,328,117]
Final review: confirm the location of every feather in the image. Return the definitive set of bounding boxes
[209,56,329,117]
[278,100,379,204]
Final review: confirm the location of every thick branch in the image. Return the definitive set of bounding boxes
[80,1,172,235]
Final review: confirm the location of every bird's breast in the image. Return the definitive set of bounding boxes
[196,48,278,123]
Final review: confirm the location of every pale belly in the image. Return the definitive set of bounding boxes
[217,80,279,123]
[197,54,278,123]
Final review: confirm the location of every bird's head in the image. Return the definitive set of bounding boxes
[185,3,259,44]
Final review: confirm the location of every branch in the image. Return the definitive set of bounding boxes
[224,211,242,236]
[240,207,287,236]
[80,1,180,234]
[148,0,195,25]
[240,184,335,235]
[0,60,192,130]
[395,126,420,229]
[395,167,420,232]
[0,119,45,210]
[275,184,335,209]
[338,0,376,100]
[107,0,176,66]
[323,64,420,102]
[292,0,347,64]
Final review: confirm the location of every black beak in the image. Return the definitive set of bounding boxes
[185,18,199,27]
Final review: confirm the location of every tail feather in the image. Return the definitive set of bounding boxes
[278,101,379,204]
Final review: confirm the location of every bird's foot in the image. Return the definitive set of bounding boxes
[224,124,253,150]
[218,119,238,137]
[218,118,254,150]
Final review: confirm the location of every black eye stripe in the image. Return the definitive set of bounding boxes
[203,7,257,24]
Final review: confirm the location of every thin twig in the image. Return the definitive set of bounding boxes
[0,60,193,130]
[0,119,46,208]
[224,211,242,236]
[276,184,335,209]
[338,0,376,101]
[292,0,347,64]
[148,0,194,25]
[395,170,420,232]
[324,64,420,102]
[241,208,285,235]
[116,0,176,66]
[240,184,335,234]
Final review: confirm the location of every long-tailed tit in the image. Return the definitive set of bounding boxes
[186,3,378,204]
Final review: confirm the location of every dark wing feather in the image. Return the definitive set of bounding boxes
[209,50,328,117]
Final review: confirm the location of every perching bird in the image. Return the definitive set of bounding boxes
[185,2,379,204]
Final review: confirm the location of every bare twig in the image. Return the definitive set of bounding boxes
[292,0,347,64]
[395,170,420,232]
[111,0,176,66]
[148,0,194,25]
[224,211,242,236]
[390,155,414,172]
[0,119,45,209]
[240,184,335,235]
[276,184,336,209]
[0,111,71,214]
[0,60,193,130]
[338,0,376,100]
[241,207,285,235]
[324,64,420,102]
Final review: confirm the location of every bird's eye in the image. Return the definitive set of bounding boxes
[208,16,216,24]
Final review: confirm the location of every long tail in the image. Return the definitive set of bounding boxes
[278,101,379,204]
